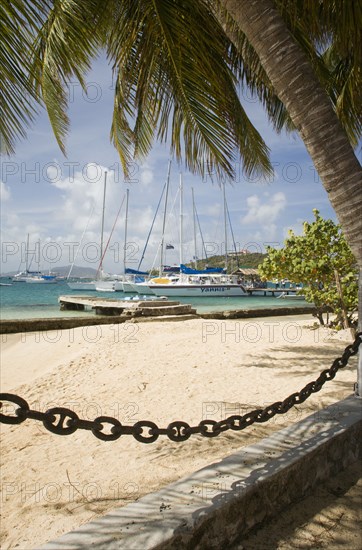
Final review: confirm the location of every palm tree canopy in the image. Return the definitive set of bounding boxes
[9,0,273,180]
[1,0,361,174]
[275,0,362,146]
[0,0,45,154]
[221,0,361,268]
[215,0,361,145]
[103,0,271,179]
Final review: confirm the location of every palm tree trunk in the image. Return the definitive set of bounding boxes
[358,268,362,396]
[222,0,362,267]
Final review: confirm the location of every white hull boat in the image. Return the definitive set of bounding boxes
[68,279,124,292]
[148,274,247,297]
[12,272,40,282]
[67,281,97,290]
[67,171,126,294]
[122,281,137,292]
[96,282,116,292]
[25,275,57,284]
[151,283,247,297]
[131,281,156,295]
[95,280,124,292]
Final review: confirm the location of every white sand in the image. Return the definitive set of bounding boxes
[0,316,358,549]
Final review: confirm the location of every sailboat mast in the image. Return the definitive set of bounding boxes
[67,204,95,280]
[123,188,129,275]
[25,233,30,273]
[137,181,166,271]
[194,203,208,262]
[192,187,198,269]
[99,170,108,278]
[37,239,41,273]
[179,173,183,266]
[223,183,228,272]
[226,200,240,268]
[159,160,171,277]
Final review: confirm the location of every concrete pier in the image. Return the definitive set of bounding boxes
[58,295,197,317]
[246,287,301,297]
[37,395,361,550]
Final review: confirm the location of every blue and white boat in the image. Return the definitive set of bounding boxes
[12,235,58,283]
[149,267,247,298]
[25,274,57,284]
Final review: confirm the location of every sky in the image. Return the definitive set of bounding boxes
[0,55,350,275]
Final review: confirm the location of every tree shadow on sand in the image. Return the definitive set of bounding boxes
[228,460,361,549]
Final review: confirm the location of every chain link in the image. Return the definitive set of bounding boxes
[1,332,361,443]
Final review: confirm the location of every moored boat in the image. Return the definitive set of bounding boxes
[95,281,116,292]
[67,280,97,290]
[12,270,42,282]
[25,275,57,284]
[149,273,247,297]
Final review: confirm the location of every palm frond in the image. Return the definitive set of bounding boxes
[0,0,46,154]
[278,0,362,61]
[322,47,362,147]
[106,0,272,181]
[216,0,361,146]
[2,0,360,173]
[213,1,297,135]
[276,0,362,145]
[30,0,102,154]
[110,67,136,172]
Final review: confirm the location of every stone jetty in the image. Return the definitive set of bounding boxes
[59,295,197,318]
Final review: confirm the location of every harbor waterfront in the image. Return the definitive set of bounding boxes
[0,283,356,550]
[0,279,308,321]
[1,315,357,550]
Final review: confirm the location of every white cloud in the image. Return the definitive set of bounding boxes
[140,168,154,186]
[45,162,62,182]
[0,181,10,202]
[49,164,126,231]
[242,192,287,226]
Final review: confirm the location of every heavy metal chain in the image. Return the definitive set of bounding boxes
[1,332,361,443]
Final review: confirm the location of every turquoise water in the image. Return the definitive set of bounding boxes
[0,280,93,319]
[0,279,308,320]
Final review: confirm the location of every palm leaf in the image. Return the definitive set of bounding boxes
[30,0,102,154]
[0,0,46,154]
[322,47,362,147]
[217,0,361,145]
[2,0,361,171]
[276,0,362,145]
[106,0,272,180]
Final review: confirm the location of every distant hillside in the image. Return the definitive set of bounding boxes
[186,252,266,271]
[55,265,98,278]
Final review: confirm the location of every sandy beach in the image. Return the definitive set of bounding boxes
[0,315,359,549]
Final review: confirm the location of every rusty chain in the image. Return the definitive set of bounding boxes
[1,332,361,443]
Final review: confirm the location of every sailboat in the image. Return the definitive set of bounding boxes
[95,188,129,292]
[130,161,173,295]
[149,184,248,297]
[12,234,41,282]
[67,171,123,291]
[67,171,109,291]
[25,240,57,283]
[25,273,57,284]
[13,235,57,283]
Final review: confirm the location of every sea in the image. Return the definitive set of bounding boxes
[0,279,308,320]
